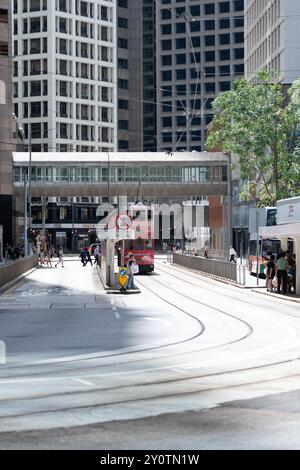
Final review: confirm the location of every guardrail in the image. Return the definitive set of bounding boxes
[0,255,38,289]
[171,253,246,285]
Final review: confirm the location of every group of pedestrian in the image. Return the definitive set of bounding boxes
[79,246,101,267]
[4,244,25,260]
[38,247,64,268]
[266,251,296,295]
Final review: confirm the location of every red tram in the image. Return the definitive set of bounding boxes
[117,203,154,273]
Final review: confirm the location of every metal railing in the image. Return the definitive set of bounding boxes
[171,252,246,285]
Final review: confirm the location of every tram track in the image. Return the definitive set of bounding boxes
[1,262,300,431]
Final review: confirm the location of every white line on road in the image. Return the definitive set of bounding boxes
[72,378,96,386]
[114,310,120,319]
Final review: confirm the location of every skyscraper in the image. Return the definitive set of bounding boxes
[13,0,117,153]
[155,0,244,152]
[245,0,300,84]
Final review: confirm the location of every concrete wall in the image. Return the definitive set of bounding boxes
[0,255,38,289]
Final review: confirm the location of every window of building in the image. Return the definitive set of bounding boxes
[0,8,8,23]
[234,17,244,27]
[31,101,41,117]
[219,81,231,91]
[31,81,41,96]
[118,37,128,48]
[219,34,230,45]
[219,2,230,13]
[118,58,128,69]
[176,69,186,80]
[162,39,172,50]
[205,50,215,62]
[205,82,215,93]
[176,53,186,65]
[176,37,186,48]
[234,48,244,59]
[31,122,41,138]
[118,119,128,130]
[162,116,172,127]
[162,70,172,81]
[205,20,215,30]
[234,0,244,12]
[234,32,244,43]
[219,49,230,61]
[190,20,200,32]
[30,17,40,33]
[205,35,215,46]
[30,0,40,12]
[220,18,230,29]
[177,115,186,127]
[176,22,185,34]
[118,79,128,89]
[161,9,171,20]
[204,3,215,15]
[160,54,171,66]
[219,65,230,76]
[118,99,128,109]
[162,23,172,34]
[118,17,128,28]
[190,5,200,16]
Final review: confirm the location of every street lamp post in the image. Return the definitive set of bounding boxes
[28,131,32,237]
[12,114,30,255]
[225,151,233,250]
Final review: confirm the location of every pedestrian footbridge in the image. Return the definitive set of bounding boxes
[13,151,228,197]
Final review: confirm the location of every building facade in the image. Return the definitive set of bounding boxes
[13,0,118,153]
[156,0,245,152]
[117,0,143,152]
[0,0,14,246]
[245,0,300,84]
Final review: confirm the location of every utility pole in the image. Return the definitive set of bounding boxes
[226,152,233,249]
[23,168,28,256]
[28,131,32,234]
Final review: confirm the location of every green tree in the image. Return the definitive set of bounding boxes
[206,70,300,206]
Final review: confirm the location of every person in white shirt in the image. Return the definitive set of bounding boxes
[55,248,64,268]
[229,246,237,263]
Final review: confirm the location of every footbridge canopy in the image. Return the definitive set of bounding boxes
[13,151,229,197]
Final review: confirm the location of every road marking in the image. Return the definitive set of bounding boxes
[114,311,120,319]
[72,378,95,386]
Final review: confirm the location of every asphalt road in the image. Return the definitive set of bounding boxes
[1,257,300,449]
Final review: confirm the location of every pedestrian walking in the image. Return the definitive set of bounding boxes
[93,245,100,265]
[229,246,237,263]
[79,249,87,267]
[266,255,276,292]
[276,251,288,294]
[204,243,209,258]
[55,248,64,268]
[86,249,93,266]
[45,250,53,268]
[126,255,138,290]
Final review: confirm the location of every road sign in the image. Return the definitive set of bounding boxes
[116,213,132,230]
[118,267,128,289]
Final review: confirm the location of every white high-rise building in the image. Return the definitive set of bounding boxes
[13,0,117,153]
[245,0,300,84]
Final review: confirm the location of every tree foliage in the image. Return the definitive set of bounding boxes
[206,70,300,205]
